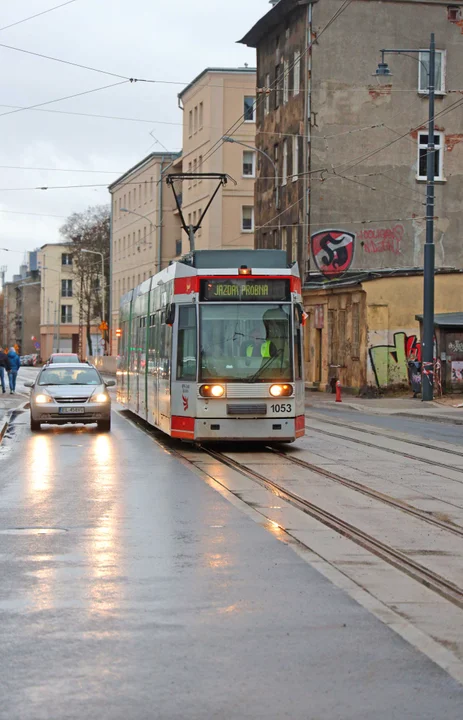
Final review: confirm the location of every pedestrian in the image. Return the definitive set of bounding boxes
[0,348,10,394]
[7,347,20,394]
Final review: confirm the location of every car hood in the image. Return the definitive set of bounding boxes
[35,384,105,398]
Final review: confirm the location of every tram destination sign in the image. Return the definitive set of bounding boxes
[201,278,290,302]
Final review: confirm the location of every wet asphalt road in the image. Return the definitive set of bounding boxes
[1,408,463,719]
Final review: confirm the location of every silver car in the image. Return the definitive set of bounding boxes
[25,363,115,432]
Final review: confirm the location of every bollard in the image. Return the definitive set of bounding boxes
[335,380,342,403]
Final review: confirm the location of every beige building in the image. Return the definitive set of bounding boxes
[178,67,257,254]
[109,152,182,352]
[39,243,99,359]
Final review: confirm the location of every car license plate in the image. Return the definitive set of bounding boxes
[59,407,85,415]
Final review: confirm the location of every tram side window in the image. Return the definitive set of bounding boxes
[294,308,302,380]
[177,306,197,380]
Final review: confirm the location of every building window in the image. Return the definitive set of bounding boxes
[150,176,154,200]
[281,227,287,256]
[188,110,193,136]
[133,187,137,207]
[123,193,126,209]
[199,102,203,129]
[264,73,270,116]
[292,136,298,182]
[139,183,142,205]
[418,50,445,94]
[144,181,147,203]
[417,132,444,180]
[193,158,197,181]
[118,197,122,216]
[144,226,147,246]
[61,279,72,297]
[61,305,72,324]
[128,190,131,209]
[176,239,182,256]
[61,253,72,266]
[275,64,281,108]
[198,208,202,234]
[294,51,301,96]
[274,143,279,163]
[199,155,203,180]
[283,58,289,104]
[123,237,126,255]
[243,150,256,177]
[292,228,298,264]
[282,139,288,186]
[244,96,256,122]
[242,206,254,232]
[194,105,198,133]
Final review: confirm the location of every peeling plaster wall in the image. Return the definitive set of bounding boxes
[311,0,463,274]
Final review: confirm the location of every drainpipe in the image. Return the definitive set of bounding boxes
[303,3,313,285]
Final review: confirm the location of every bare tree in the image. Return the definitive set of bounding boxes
[60,205,110,356]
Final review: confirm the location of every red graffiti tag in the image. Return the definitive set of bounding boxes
[359,224,404,255]
[182,395,189,411]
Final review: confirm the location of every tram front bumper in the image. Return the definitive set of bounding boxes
[194,417,298,442]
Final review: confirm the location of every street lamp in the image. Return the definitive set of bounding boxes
[81,249,105,353]
[223,136,279,209]
[374,33,436,401]
[121,208,155,252]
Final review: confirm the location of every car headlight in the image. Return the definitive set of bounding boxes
[199,384,225,398]
[269,384,293,398]
[35,394,53,404]
[93,393,109,403]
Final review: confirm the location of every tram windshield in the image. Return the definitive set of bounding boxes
[199,304,292,382]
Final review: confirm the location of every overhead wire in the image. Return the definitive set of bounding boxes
[0,0,80,33]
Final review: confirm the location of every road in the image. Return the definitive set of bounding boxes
[1,379,463,718]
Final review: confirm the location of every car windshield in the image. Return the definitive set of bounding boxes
[50,355,79,363]
[39,368,101,386]
[199,303,292,382]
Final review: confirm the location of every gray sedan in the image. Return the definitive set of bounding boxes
[25,363,115,432]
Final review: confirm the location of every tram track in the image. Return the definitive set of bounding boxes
[306,413,463,459]
[269,446,463,536]
[199,446,463,611]
[304,421,463,477]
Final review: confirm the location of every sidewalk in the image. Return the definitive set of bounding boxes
[0,394,27,440]
[305,390,463,425]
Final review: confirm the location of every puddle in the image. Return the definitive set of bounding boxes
[0,528,68,536]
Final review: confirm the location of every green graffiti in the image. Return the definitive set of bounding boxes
[369,332,409,387]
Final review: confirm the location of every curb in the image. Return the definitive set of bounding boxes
[0,417,8,444]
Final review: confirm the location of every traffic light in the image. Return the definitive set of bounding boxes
[116,328,122,338]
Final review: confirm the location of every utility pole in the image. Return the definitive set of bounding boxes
[374,33,436,400]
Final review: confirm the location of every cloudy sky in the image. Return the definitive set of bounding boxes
[0,0,265,280]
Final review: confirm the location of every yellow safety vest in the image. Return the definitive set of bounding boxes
[246,341,271,358]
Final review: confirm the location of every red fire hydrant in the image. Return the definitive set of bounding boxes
[335,380,342,403]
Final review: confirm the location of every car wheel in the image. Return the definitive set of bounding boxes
[97,418,111,433]
[30,417,41,432]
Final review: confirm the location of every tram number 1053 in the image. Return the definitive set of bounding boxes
[271,403,293,413]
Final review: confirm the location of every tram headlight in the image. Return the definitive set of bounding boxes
[269,384,293,398]
[199,384,225,398]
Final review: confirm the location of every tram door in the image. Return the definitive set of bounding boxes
[148,311,160,428]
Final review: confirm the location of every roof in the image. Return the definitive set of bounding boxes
[238,0,311,48]
[178,67,256,100]
[415,313,463,328]
[108,151,181,192]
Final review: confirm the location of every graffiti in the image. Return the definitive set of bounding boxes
[452,361,463,383]
[369,332,422,387]
[311,230,355,278]
[448,340,463,354]
[359,225,404,255]
[182,395,189,411]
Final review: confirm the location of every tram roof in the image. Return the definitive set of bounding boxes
[180,250,288,269]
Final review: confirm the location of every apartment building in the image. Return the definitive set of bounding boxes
[240,0,463,391]
[178,67,257,253]
[39,243,100,359]
[109,152,181,351]
[1,254,40,354]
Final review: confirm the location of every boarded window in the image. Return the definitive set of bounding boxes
[352,303,360,357]
[339,310,346,364]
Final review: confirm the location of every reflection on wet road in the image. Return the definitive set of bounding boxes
[1,410,463,719]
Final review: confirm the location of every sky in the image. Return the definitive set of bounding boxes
[0,0,265,280]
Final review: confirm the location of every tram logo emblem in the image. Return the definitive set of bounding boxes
[182,395,189,411]
[311,230,355,278]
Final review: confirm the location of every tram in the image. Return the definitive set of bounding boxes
[117,249,305,442]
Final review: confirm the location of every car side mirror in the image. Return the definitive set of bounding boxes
[105,380,116,387]
[24,381,34,388]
